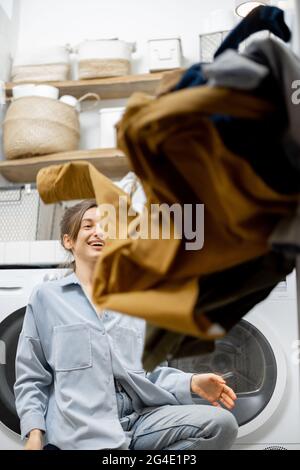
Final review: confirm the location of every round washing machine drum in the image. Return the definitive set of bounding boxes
[0,307,25,435]
[169,319,277,427]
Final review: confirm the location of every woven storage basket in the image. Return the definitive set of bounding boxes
[11,63,70,83]
[12,45,70,83]
[78,58,130,79]
[3,96,80,160]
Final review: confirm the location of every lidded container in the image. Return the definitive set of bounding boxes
[77,38,136,79]
[148,37,182,72]
[98,106,125,148]
[11,45,70,83]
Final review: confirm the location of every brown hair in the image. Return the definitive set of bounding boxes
[60,199,97,269]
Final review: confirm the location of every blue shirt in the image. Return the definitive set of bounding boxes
[14,272,194,450]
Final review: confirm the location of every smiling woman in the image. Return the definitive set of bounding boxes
[14,199,238,450]
[59,199,106,300]
[60,199,103,271]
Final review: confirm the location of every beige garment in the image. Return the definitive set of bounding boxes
[37,86,299,338]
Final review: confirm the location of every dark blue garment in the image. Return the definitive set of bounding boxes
[170,7,297,194]
[215,5,291,57]
[174,6,291,92]
[174,63,207,91]
[212,112,300,195]
[43,444,60,450]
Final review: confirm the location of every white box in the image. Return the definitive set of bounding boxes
[148,37,182,72]
[99,107,125,148]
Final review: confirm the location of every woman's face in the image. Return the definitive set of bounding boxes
[64,207,105,265]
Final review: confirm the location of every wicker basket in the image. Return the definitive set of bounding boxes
[11,45,70,83]
[77,39,134,79]
[78,58,130,79]
[11,63,70,83]
[3,96,80,160]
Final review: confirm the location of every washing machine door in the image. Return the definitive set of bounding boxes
[0,307,25,435]
[169,315,286,438]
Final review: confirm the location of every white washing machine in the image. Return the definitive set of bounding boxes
[232,270,300,450]
[170,270,300,450]
[0,241,69,450]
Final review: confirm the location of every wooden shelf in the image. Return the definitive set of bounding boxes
[2,71,178,183]
[5,72,165,100]
[0,149,130,183]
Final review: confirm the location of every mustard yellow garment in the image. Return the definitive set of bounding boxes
[37,86,299,337]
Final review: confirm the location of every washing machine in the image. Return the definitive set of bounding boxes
[170,270,300,450]
[0,241,69,450]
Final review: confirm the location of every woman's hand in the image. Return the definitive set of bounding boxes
[24,429,43,450]
[191,373,237,410]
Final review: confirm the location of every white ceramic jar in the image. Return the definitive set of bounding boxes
[98,107,125,148]
[59,95,80,111]
[12,84,59,100]
[12,84,36,100]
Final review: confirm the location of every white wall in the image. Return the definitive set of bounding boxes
[0,0,13,19]
[0,4,12,82]
[0,0,21,183]
[0,0,20,78]
[16,0,236,72]
[13,0,298,72]
[12,0,237,152]
[1,0,297,183]
[293,0,300,54]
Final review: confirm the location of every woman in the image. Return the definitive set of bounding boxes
[14,199,238,450]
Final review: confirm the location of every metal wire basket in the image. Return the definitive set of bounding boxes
[0,184,67,242]
[199,31,229,63]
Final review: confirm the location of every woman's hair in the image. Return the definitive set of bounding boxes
[60,199,97,269]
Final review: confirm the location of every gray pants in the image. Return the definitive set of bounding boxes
[116,388,238,451]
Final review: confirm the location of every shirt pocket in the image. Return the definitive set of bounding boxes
[113,325,144,372]
[54,323,92,372]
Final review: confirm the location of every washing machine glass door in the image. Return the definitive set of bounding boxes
[169,319,277,427]
[0,307,25,435]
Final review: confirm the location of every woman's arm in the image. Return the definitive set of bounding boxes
[24,429,44,451]
[14,297,53,449]
[146,362,195,405]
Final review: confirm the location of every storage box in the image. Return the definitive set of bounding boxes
[0,185,40,242]
[99,107,125,148]
[3,96,80,160]
[148,37,182,72]
[11,45,70,83]
[78,39,135,79]
[0,186,79,243]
